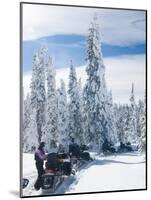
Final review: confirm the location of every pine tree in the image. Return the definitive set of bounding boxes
[106,91,118,145]
[136,100,144,140]
[83,16,108,151]
[114,104,127,144]
[23,94,38,152]
[137,96,146,151]
[43,57,58,152]
[57,79,69,150]
[140,107,146,151]
[68,61,83,144]
[30,50,46,144]
[23,94,31,152]
[78,78,85,144]
[127,83,138,143]
[122,104,131,144]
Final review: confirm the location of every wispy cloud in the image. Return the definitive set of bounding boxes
[23,54,145,104]
[23,4,146,46]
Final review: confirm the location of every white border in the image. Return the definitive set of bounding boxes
[0,0,150,200]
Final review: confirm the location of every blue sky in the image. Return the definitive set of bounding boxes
[23,34,145,71]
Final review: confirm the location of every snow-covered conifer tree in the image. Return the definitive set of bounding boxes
[127,83,138,144]
[43,57,58,151]
[23,94,38,152]
[136,100,144,140]
[140,108,146,151]
[57,79,69,150]
[137,96,146,151]
[68,61,83,144]
[78,78,85,144]
[30,50,46,144]
[106,91,118,145]
[114,104,127,144]
[83,16,108,151]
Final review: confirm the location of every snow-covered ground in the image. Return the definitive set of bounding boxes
[22,152,146,197]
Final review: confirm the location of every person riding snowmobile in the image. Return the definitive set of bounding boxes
[102,138,116,154]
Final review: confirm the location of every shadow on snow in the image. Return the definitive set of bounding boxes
[94,159,145,166]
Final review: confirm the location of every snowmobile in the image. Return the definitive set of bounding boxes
[41,152,72,193]
[69,143,92,161]
[102,147,116,156]
[102,139,116,156]
[41,169,64,193]
[41,149,93,193]
[69,146,93,175]
[117,142,135,153]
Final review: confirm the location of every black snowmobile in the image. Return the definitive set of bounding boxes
[102,139,116,156]
[41,152,72,193]
[69,144,93,173]
[117,142,134,153]
[41,146,92,193]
